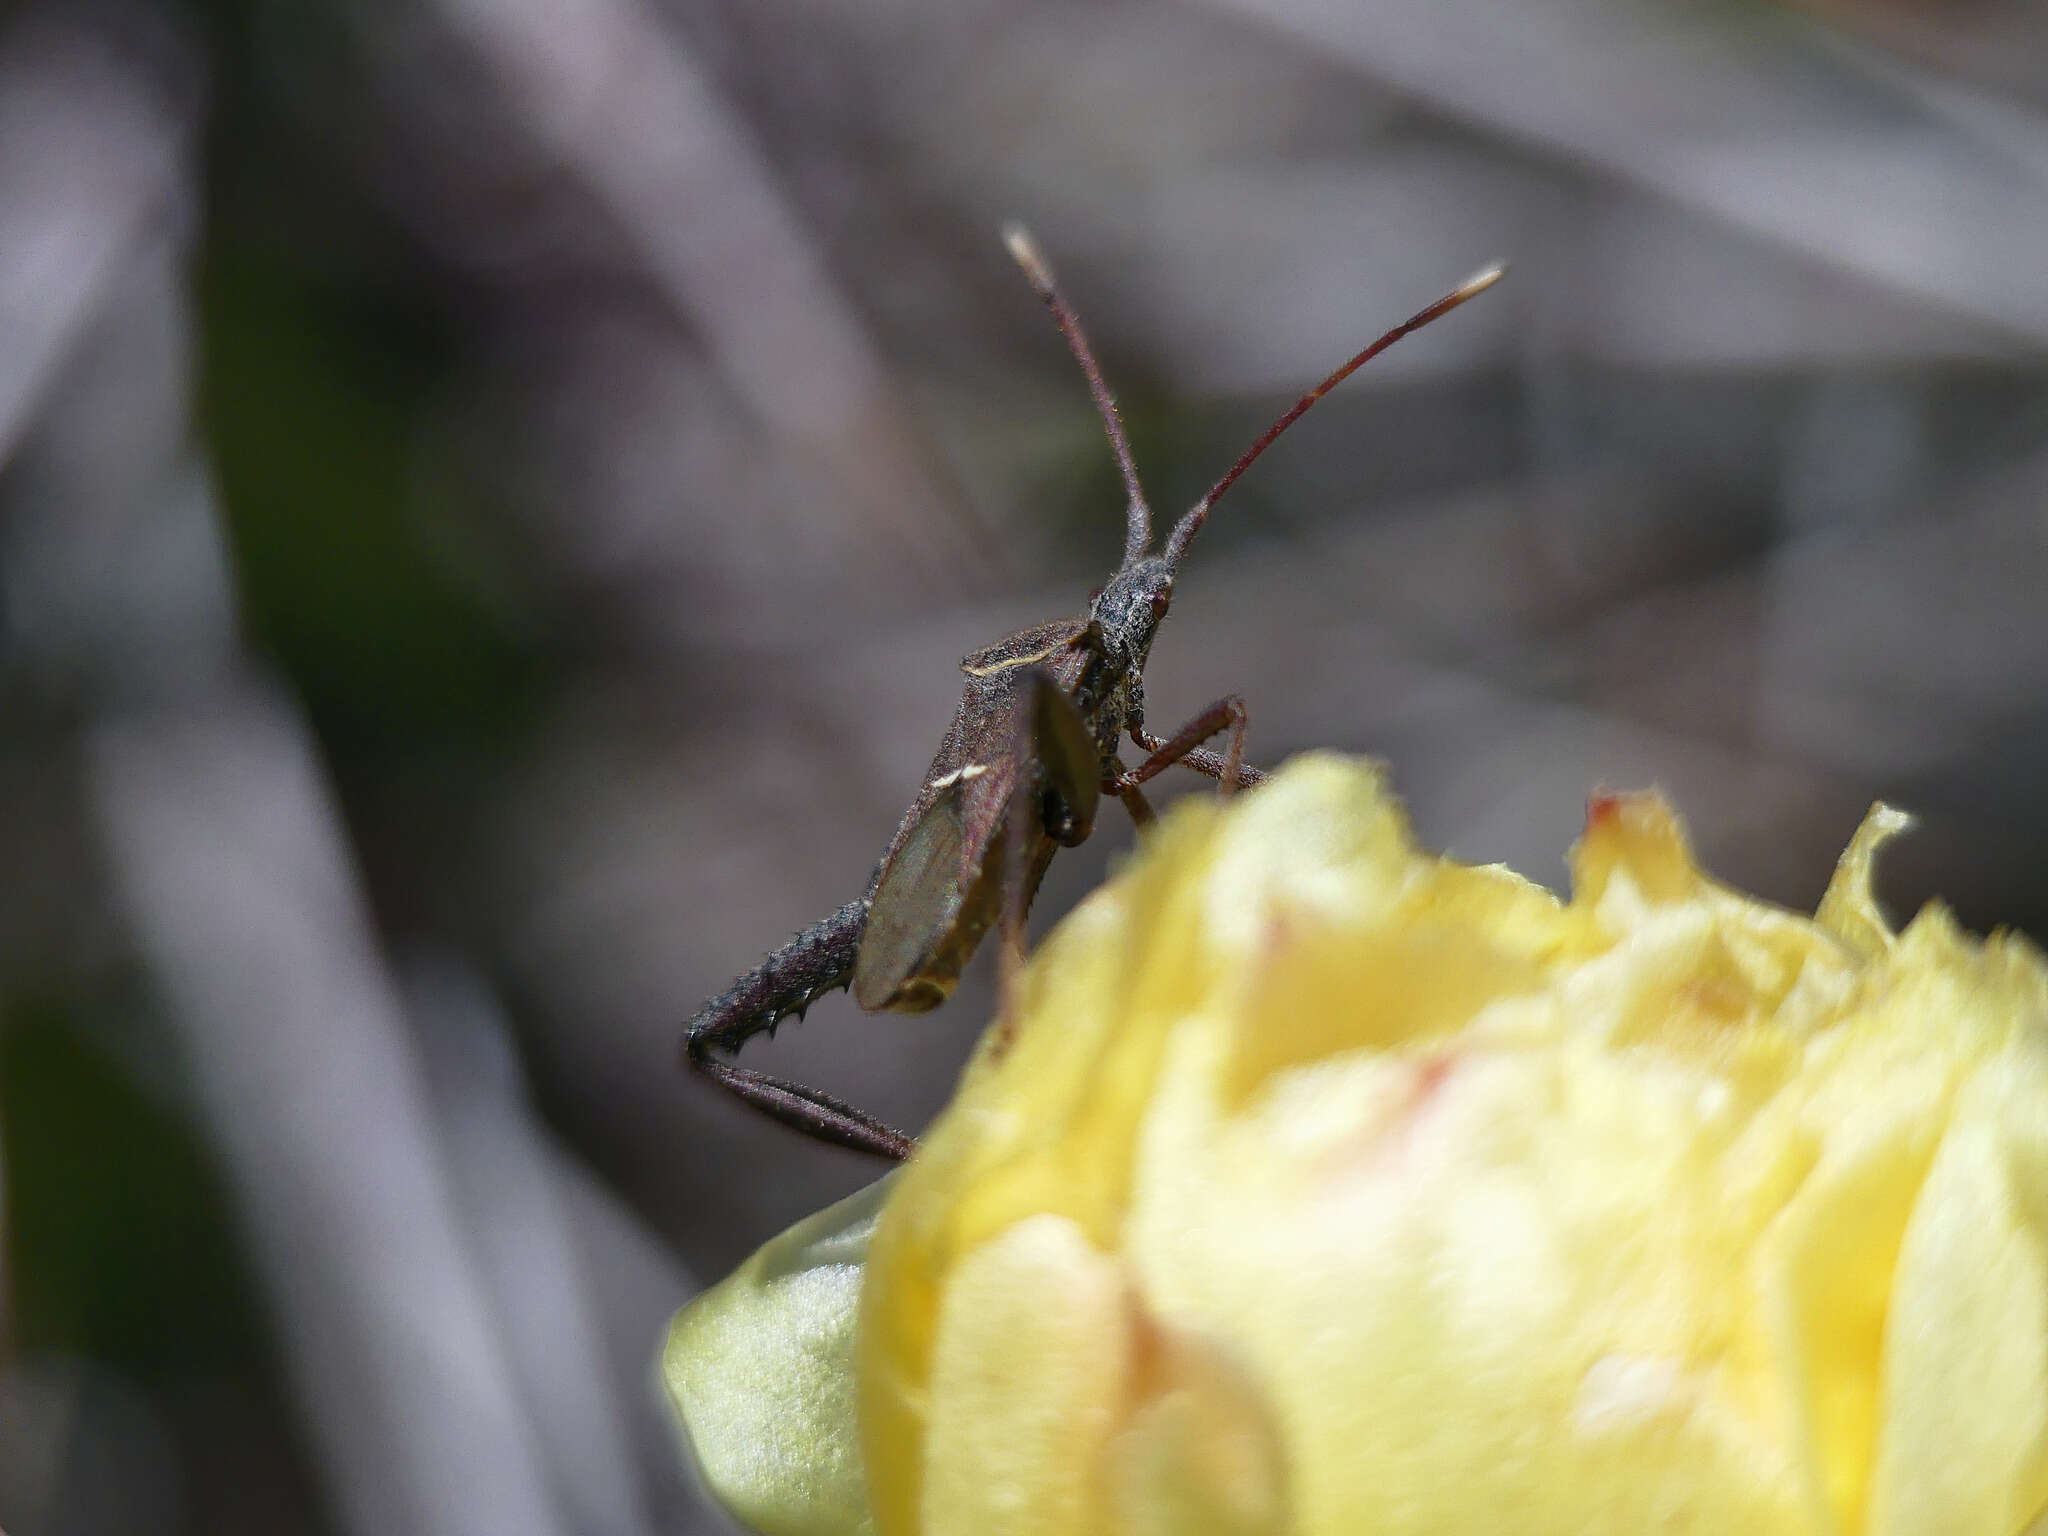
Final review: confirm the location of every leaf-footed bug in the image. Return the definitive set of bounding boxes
[683,227,1503,1160]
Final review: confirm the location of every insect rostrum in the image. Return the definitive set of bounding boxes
[683,227,1502,1161]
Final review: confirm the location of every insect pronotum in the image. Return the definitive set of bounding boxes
[684,228,1503,1159]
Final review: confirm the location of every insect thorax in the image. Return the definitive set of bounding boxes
[1088,556,1173,736]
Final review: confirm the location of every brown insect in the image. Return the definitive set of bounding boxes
[684,227,1503,1159]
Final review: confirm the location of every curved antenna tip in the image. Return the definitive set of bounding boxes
[1002,222,1055,294]
[1161,256,1512,571]
[1457,262,1508,300]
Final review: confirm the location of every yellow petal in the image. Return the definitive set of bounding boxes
[1815,803,1915,958]
[1871,1063,2048,1536]
[920,1214,1128,1536]
[1752,1049,1952,1532]
[1107,1318,1290,1536]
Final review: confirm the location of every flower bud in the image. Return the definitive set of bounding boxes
[669,754,2048,1536]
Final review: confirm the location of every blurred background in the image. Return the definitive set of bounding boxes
[4,0,2048,1529]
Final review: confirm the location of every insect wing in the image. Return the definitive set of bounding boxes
[854,777,971,1012]
[1030,669,1099,846]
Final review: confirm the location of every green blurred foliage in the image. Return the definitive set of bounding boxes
[1,1000,255,1375]
[197,245,538,756]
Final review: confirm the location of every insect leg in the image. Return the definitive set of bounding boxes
[1135,738,1266,792]
[683,897,916,1160]
[689,1058,915,1161]
[685,897,866,1055]
[1122,697,1266,796]
[994,788,1036,1014]
[997,674,1059,1004]
[1113,782,1158,828]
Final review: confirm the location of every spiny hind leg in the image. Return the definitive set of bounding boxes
[683,897,914,1161]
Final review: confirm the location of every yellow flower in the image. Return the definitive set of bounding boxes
[665,754,2048,1536]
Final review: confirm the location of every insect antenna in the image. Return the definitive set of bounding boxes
[1004,223,1153,567]
[1162,263,1506,571]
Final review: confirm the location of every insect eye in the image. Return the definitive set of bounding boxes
[1148,589,1171,619]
